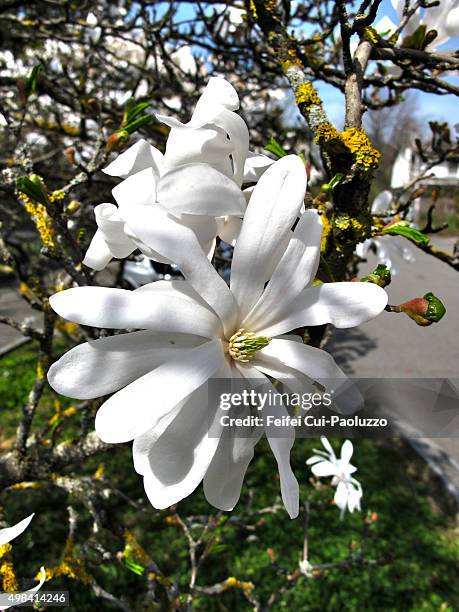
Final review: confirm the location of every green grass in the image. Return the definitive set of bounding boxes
[0,346,458,611]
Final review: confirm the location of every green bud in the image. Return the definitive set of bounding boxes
[264,137,288,159]
[361,264,391,288]
[423,292,446,323]
[321,173,344,193]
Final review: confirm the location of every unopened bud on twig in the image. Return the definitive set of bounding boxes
[386,292,446,326]
[354,264,391,288]
[64,147,76,165]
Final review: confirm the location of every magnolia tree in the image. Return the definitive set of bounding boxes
[0,0,458,609]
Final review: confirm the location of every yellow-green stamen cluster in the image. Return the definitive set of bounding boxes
[228,328,271,363]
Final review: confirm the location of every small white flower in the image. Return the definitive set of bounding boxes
[355,190,415,275]
[307,437,363,516]
[0,514,46,609]
[49,156,386,518]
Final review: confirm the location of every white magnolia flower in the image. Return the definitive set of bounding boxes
[48,156,387,519]
[307,437,362,516]
[376,0,459,50]
[84,77,272,271]
[0,514,46,609]
[355,190,415,274]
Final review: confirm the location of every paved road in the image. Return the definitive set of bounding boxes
[0,284,41,353]
[328,235,459,500]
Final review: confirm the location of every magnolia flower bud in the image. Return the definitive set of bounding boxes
[391,292,446,326]
[357,264,391,288]
[66,200,81,214]
[64,147,76,165]
[106,130,129,152]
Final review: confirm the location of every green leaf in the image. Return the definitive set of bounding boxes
[16,175,49,205]
[403,24,427,50]
[321,172,344,193]
[382,221,430,245]
[25,64,43,99]
[124,114,153,134]
[123,558,145,575]
[264,137,288,158]
[125,101,151,125]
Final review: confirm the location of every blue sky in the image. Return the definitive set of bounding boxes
[162,1,458,129]
[318,0,459,129]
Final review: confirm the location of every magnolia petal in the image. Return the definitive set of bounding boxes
[158,119,234,177]
[203,430,261,511]
[355,239,371,260]
[48,330,205,400]
[219,216,243,247]
[334,481,349,511]
[112,167,157,211]
[103,139,164,180]
[348,484,362,512]
[259,339,347,388]
[371,190,392,213]
[231,155,307,319]
[244,210,322,332]
[257,282,388,337]
[82,229,116,271]
[193,77,240,118]
[0,514,34,547]
[137,387,223,509]
[251,353,315,396]
[207,107,249,186]
[157,163,246,215]
[265,401,299,519]
[258,339,363,413]
[321,436,335,456]
[445,7,459,39]
[124,206,238,335]
[340,440,354,464]
[0,567,46,611]
[49,285,222,338]
[95,340,224,443]
[243,151,275,183]
[374,15,398,34]
[310,460,338,477]
[237,365,299,518]
[91,203,136,258]
[203,364,263,511]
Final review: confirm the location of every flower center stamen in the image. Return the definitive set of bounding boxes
[228,328,271,363]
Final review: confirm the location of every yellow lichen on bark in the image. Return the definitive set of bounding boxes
[223,576,255,596]
[0,560,19,592]
[21,194,56,251]
[42,538,92,584]
[341,128,381,171]
[295,82,322,110]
